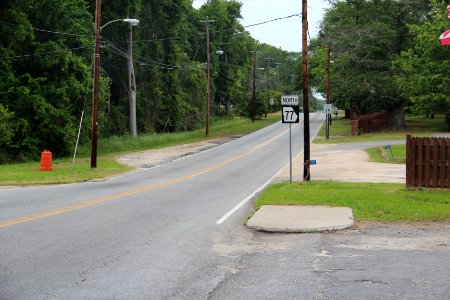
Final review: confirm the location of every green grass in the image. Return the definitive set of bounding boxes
[366,144,406,164]
[0,157,132,186]
[314,114,447,144]
[77,114,280,157]
[405,115,447,132]
[256,181,450,222]
[0,114,280,185]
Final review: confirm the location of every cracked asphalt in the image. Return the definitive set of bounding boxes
[1,116,449,299]
[206,222,450,299]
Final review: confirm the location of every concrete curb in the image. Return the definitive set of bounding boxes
[247,205,354,233]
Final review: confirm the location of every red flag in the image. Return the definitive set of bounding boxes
[440,29,450,45]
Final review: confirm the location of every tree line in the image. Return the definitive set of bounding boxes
[310,0,449,129]
[1,0,449,163]
[0,0,301,163]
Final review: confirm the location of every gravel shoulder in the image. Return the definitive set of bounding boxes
[116,137,237,169]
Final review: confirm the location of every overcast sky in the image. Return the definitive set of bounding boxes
[192,0,329,52]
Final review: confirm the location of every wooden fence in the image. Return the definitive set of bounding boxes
[351,112,390,136]
[406,135,450,188]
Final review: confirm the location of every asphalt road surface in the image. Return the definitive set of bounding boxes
[1,113,449,299]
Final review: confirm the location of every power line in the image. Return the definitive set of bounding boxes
[244,14,300,28]
[103,38,187,70]
[0,20,94,38]
[109,13,301,45]
[0,45,92,60]
[104,40,203,71]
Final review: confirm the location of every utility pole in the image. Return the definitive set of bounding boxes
[127,23,137,137]
[326,45,331,126]
[252,49,257,123]
[91,0,101,168]
[201,17,215,136]
[325,45,331,139]
[264,56,272,118]
[302,0,310,181]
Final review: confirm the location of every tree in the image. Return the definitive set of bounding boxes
[0,0,95,160]
[393,0,450,129]
[310,0,431,129]
[198,0,253,116]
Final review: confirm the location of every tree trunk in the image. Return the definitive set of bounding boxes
[345,109,351,119]
[225,94,230,116]
[389,104,405,130]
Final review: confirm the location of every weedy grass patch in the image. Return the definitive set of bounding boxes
[256,181,450,222]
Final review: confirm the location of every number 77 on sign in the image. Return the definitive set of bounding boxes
[281,95,300,124]
[282,106,299,123]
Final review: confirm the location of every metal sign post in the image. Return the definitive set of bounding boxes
[324,104,332,140]
[289,123,292,182]
[281,95,300,183]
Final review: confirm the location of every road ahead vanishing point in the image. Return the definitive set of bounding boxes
[0,114,321,298]
[1,113,449,299]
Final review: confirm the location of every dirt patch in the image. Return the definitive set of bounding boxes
[116,137,236,169]
[340,220,450,251]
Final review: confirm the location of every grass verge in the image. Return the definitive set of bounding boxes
[0,157,132,186]
[256,181,450,222]
[314,114,447,144]
[0,114,280,185]
[366,144,406,164]
[76,114,280,156]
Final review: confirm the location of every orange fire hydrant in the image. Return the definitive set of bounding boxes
[40,150,52,171]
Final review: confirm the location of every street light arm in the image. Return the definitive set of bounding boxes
[100,18,139,31]
[101,19,125,30]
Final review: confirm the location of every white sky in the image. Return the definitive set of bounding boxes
[192,0,329,52]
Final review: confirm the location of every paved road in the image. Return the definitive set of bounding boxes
[0,114,321,298]
[1,113,449,299]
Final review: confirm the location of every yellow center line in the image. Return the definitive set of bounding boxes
[0,125,298,229]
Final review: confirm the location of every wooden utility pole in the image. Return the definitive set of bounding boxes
[302,0,310,181]
[264,56,272,118]
[252,49,257,123]
[127,24,137,137]
[201,17,214,136]
[91,0,101,168]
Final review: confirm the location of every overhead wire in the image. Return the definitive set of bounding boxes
[97,13,303,70]
[0,11,413,62]
[0,20,94,38]
[102,38,188,70]
[109,13,301,45]
[103,39,204,71]
[0,45,92,60]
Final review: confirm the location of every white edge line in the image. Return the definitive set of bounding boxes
[216,173,277,225]
[216,115,324,225]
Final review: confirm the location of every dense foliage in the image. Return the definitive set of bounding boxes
[1,0,448,163]
[0,0,297,162]
[393,0,450,128]
[309,0,449,129]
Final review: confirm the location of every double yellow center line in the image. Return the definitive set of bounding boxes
[0,125,296,229]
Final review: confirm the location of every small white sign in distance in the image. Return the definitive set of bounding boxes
[281,95,299,106]
[324,104,333,114]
